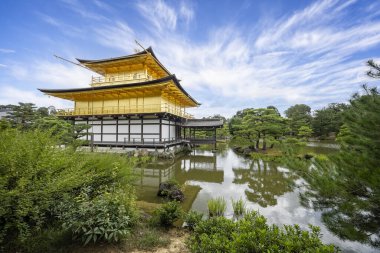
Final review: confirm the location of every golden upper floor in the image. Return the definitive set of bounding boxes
[39,47,200,119]
[78,47,170,87]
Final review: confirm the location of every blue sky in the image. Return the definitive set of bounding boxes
[1,0,380,117]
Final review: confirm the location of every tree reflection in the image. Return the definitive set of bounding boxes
[233,160,298,207]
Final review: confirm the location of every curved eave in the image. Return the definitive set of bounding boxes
[39,75,200,106]
[76,47,171,76]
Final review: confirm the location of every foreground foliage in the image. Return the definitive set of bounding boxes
[151,201,183,227]
[285,86,380,247]
[187,211,338,253]
[0,129,136,251]
[57,186,136,245]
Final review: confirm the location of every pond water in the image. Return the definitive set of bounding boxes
[134,143,379,253]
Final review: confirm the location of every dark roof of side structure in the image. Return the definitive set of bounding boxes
[38,75,200,106]
[76,47,171,76]
[183,119,224,128]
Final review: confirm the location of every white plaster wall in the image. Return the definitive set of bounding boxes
[144,119,159,124]
[170,125,176,139]
[90,125,101,134]
[130,125,141,133]
[118,134,129,142]
[103,125,116,133]
[103,120,117,125]
[103,134,117,142]
[93,134,101,142]
[162,125,169,139]
[143,124,159,133]
[118,125,129,133]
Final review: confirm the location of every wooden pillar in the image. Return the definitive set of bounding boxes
[159,117,162,143]
[116,117,119,143]
[168,118,171,141]
[128,118,131,143]
[100,118,103,142]
[141,116,143,143]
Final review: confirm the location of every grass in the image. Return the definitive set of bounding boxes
[130,227,170,250]
[207,197,227,217]
[231,197,246,217]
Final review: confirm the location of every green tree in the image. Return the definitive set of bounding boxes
[367,59,380,78]
[311,103,348,138]
[232,108,288,150]
[297,125,313,139]
[292,85,380,246]
[6,103,37,129]
[284,104,312,136]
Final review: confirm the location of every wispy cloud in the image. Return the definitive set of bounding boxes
[3,0,380,117]
[8,60,92,88]
[127,0,380,116]
[0,86,70,108]
[0,48,15,53]
[136,0,178,32]
[37,13,83,37]
[60,0,108,21]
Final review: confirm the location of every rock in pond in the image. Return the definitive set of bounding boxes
[157,181,185,202]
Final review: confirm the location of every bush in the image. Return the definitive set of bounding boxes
[0,129,136,251]
[57,186,136,245]
[187,211,339,253]
[152,201,183,227]
[184,211,203,231]
[207,197,227,217]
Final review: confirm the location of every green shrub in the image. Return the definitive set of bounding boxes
[207,197,227,217]
[187,211,339,253]
[184,211,203,231]
[57,186,136,245]
[152,201,183,227]
[231,197,246,218]
[0,129,136,251]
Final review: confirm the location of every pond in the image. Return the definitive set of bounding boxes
[134,143,378,253]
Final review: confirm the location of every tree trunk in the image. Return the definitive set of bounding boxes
[256,133,261,149]
[262,132,267,150]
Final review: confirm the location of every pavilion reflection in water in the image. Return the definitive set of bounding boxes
[134,150,223,210]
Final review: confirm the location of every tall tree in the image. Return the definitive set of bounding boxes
[284,104,312,136]
[311,103,348,138]
[6,103,38,129]
[232,108,288,150]
[292,85,380,246]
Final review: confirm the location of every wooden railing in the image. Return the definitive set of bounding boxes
[56,103,193,119]
[91,73,153,86]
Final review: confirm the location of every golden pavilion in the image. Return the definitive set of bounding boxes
[39,47,223,150]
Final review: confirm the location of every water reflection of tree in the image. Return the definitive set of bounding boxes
[285,156,380,247]
[233,160,298,207]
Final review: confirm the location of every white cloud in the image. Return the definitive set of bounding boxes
[8,60,92,89]
[0,86,72,108]
[37,13,83,37]
[4,0,380,117]
[93,21,136,52]
[0,64,7,68]
[136,0,178,32]
[180,1,194,26]
[0,48,15,53]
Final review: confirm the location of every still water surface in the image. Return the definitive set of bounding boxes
[134,144,378,253]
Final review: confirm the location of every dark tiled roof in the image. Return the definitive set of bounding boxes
[183,119,224,128]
